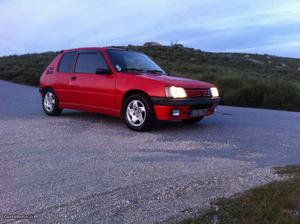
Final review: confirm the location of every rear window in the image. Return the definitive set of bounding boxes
[58,52,77,73]
[75,52,108,73]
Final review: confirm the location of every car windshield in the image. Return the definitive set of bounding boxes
[106,49,166,74]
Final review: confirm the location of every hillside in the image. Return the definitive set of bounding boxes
[0,45,300,111]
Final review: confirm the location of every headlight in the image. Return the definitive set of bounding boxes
[165,86,187,98]
[210,87,219,97]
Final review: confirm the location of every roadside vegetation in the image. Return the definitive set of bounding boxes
[181,165,300,224]
[0,45,300,111]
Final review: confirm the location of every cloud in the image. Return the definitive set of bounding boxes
[0,0,299,57]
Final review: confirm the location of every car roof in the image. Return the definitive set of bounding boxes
[62,47,127,53]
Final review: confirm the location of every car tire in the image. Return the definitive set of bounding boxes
[123,93,156,131]
[182,116,203,124]
[42,89,62,116]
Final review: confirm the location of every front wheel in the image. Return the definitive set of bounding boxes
[182,116,203,124]
[123,94,156,131]
[42,89,62,116]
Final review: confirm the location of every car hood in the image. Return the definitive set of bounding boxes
[139,73,214,88]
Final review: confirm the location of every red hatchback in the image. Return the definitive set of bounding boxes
[40,47,220,131]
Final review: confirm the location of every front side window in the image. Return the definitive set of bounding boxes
[75,52,108,73]
[58,51,77,73]
[106,49,165,74]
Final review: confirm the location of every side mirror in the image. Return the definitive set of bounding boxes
[95,68,112,75]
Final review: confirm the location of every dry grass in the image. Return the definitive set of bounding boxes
[181,165,300,224]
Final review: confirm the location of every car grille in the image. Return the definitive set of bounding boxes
[185,88,212,98]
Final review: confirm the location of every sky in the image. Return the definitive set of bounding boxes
[0,0,300,58]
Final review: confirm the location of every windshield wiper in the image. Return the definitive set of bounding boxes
[121,68,144,72]
[145,69,164,74]
[120,68,164,74]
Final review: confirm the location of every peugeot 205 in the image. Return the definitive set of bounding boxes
[39,47,220,131]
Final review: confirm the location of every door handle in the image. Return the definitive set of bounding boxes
[71,76,77,81]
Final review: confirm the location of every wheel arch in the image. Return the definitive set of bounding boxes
[121,89,152,117]
[41,86,55,95]
[41,87,61,105]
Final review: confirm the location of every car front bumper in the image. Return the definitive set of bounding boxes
[151,97,220,120]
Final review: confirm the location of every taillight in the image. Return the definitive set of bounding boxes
[45,67,54,75]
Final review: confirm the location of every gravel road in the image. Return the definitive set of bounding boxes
[0,80,299,223]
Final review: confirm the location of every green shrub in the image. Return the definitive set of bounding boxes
[0,46,300,111]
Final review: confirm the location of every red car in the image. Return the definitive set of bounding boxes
[40,47,220,131]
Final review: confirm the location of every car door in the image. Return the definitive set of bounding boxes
[72,50,116,112]
[55,51,78,106]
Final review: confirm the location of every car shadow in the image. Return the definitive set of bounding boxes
[57,110,217,133]
[60,110,121,123]
[154,120,211,132]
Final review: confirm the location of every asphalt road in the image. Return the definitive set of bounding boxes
[0,80,299,224]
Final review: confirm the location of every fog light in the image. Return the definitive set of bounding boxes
[172,109,180,116]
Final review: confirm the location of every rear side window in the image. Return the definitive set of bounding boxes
[58,52,77,73]
[75,52,108,73]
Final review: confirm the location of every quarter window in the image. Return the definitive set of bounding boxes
[75,52,108,73]
[58,52,77,73]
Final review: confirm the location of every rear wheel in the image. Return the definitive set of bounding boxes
[42,89,62,116]
[123,94,156,131]
[182,116,203,124]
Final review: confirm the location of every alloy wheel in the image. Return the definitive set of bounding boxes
[126,99,146,127]
[43,91,56,113]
